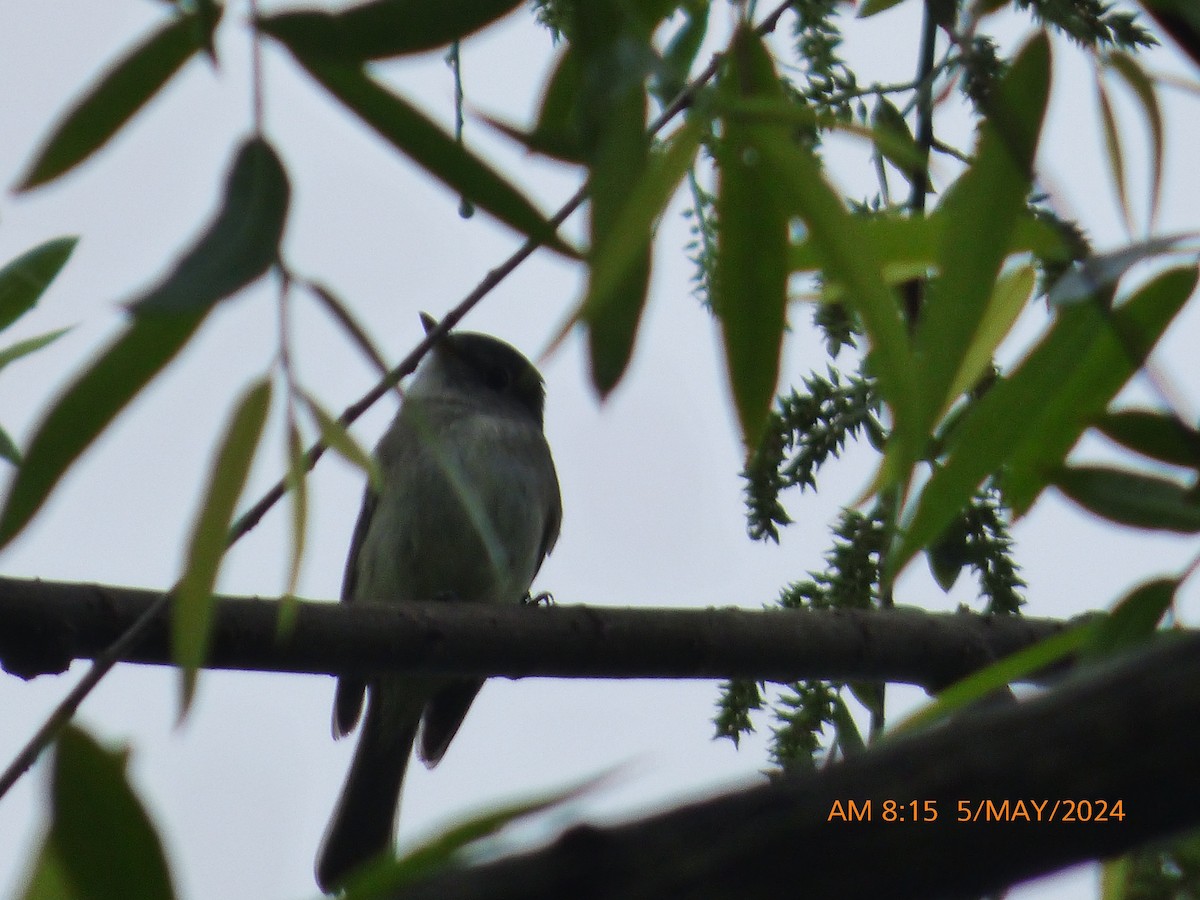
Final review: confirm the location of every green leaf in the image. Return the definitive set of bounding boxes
[290,59,573,258]
[892,266,1197,573]
[1106,52,1164,226]
[340,770,617,896]
[1097,409,1200,468]
[0,328,71,374]
[36,726,175,900]
[133,138,290,315]
[574,1,653,395]
[1053,465,1200,533]
[712,27,791,449]
[582,120,702,374]
[757,139,918,476]
[914,33,1050,436]
[281,416,307,633]
[944,263,1036,404]
[0,237,78,330]
[1082,577,1178,661]
[485,48,585,164]
[1047,233,1196,306]
[258,0,522,61]
[16,12,217,190]
[858,0,911,16]
[653,3,709,103]
[0,427,20,466]
[0,138,288,551]
[871,97,923,184]
[175,379,272,714]
[892,623,1095,736]
[1096,77,1132,234]
[301,393,381,489]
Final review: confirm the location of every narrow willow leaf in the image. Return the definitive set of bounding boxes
[17,13,216,190]
[871,97,922,184]
[1047,233,1197,306]
[858,0,911,16]
[132,139,290,315]
[1096,77,1132,234]
[301,393,381,489]
[891,624,1095,736]
[340,770,619,896]
[756,136,918,472]
[713,27,791,448]
[944,264,1036,404]
[0,237,78,330]
[0,427,20,466]
[485,49,586,163]
[45,726,175,900]
[258,0,522,61]
[654,3,709,102]
[1106,52,1165,226]
[583,120,702,363]
[1083,577,1178,661]
[574,1,653,396]
[892,266,1197,573]
[1097,408,1200,468]
[0,139,289,549]
[0,327,71,373]
[1054,465,1200,533]
[281,416,308,625]
[175,379,273,715]
[915,34,1050,437]
[292,59,573,258]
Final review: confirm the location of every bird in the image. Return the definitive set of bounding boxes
[315,314,561,892]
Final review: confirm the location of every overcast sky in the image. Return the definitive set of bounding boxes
[2,2,1199,898]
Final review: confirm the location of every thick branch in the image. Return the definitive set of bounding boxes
[383,631,1200,899]
[0,576,1070,687]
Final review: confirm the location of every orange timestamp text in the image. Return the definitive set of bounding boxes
[828,798,1125,823]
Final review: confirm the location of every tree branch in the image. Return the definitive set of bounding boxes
[380,631,1200,899]
[0,576,1072,688]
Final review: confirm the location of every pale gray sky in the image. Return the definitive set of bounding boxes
[1,2,1198,898]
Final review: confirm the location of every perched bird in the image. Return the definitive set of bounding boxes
[316,315,561,892]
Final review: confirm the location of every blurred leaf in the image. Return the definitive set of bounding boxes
[175,379,272,714]
[653,3,709,103]
[19,841,71,900]
[1097,408,1200,468]
[301,393,381,489]
[1106,51,1164,226]
[1096,77,1132,234]
[713,27,791,449]
[0,237,78,330]
[291,59,573,257]
[915,34,1050,437]
[574,1,653,395]
[758,140,919,476]
[36,726,175,900]
[340,770,619,896]
[16,12,217,190]
[790,211,1072,275]
[858,0,910,16]
[1047,233,1196,306]
[830,696,866,757]
[0,328,71,374]
[892,266,1197,573]
[0,427,19,466]
[485,48,585,163]
[1082,577,1178,661]
[258,0,522,61]
[871,97,922,184]
[944,263,1036,404]
[0,139,289,549]
[893,623,1094,735]
[132,138,289,315]
[281,416,307,632]
[579,121,701,374]
[1054,465,1200,533]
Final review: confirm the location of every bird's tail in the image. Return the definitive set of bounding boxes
[315,692,419,893]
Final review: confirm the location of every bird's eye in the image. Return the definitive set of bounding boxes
[481,363,511,392]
